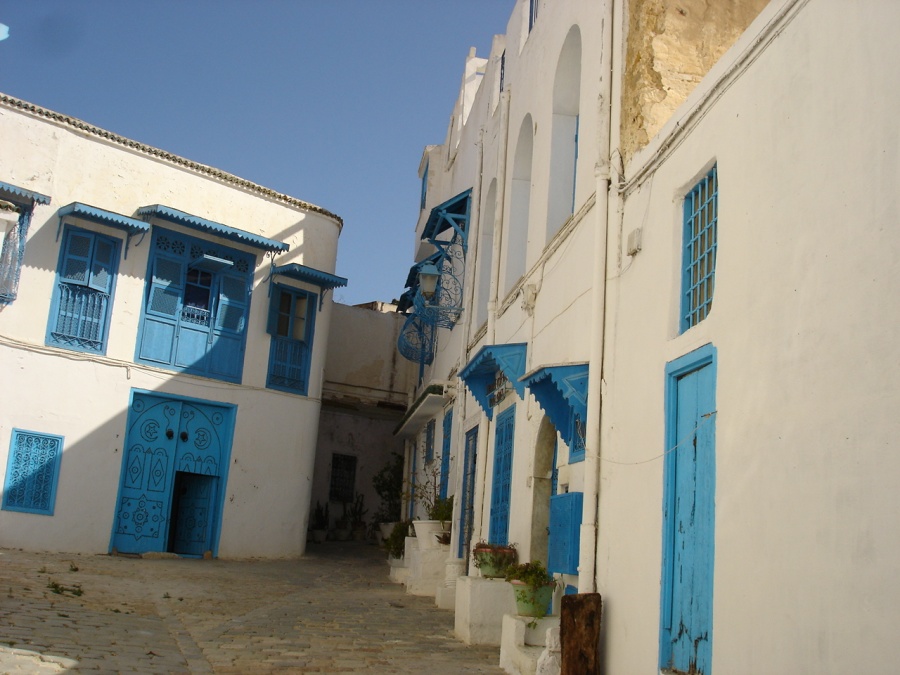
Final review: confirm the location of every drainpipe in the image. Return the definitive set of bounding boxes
[580,0,619,594]
[472,85,511,549]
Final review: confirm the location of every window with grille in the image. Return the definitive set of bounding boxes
[681,166,718,332]
[424,419,436,463]
[329,454,357,504]
[266,284,317,395]
[47,227,119,354]
[3,429,64,516]
[136,227,253,383]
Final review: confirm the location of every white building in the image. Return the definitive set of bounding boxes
[0,93,346,559]
[394,0,900,673]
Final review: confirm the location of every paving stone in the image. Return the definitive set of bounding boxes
[1,544,503,672]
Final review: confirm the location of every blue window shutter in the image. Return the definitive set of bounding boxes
[49,228,118,354]
[147,254,184,319]
[439,410,453,499]
[266,287,283,335]
[266,285,316,395]
[489,405,515,545]
[3,429,64,516]
[548,491,583,574]
[424,420,435,463]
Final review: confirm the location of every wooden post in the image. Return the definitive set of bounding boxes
[560,592,602,674]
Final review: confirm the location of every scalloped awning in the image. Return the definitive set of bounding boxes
[270,263,347,290]
[459,343,527,420]
[521,363,589,449]
[138,204,288,253]
[0,180,51,206]
[58,202,150,236]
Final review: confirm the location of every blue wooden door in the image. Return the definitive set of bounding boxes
[489,405,515,544]
[457,426,478,559]
[113,393,229,556]
[661,347,716,674]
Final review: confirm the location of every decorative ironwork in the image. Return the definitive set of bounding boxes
[412,235,465,329]
[398,312,434,366]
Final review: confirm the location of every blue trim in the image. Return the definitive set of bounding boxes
[521,364,588,454]
[421,189,472,246]
[270,262,347,290]
[3,429,64,516]
[439,410,453,499]
[0,181,51,205]
[459,343,527,420]
[138,204,288,253]
[659,343,717,673]
[58,202,149,236]
[680,166,718,332]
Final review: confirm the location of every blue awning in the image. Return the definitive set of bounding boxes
[421,189,472,244]
[459,343,527,419]
[138,204,288,253]
[58,202,150,236]
[271,263,348,290]
[521,364,589,448]
[0,181,51,206]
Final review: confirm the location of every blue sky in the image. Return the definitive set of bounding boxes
[0,0,515,305]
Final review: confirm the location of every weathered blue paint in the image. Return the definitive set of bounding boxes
[548,491,583,575]
[439,410,453,499]
[489,405,516,545]
[110,390,235,558]
[458,426,478,559]
[660,344,717,674]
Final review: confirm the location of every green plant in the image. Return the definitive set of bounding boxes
[348,492,368,529]
[385,520,411,558]
[472,541,518,577]
[428,495,453,523]
[311,501,329,530]
[504,560,555,588]
[372,452,404,523]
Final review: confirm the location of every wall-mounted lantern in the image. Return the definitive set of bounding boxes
[418,262,440,301]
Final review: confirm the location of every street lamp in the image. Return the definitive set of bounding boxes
[418,262,440,301]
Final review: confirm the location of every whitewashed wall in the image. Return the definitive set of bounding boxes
[0,98,342,558]
[598,1,900,672]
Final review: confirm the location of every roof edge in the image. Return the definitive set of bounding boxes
[0,93,343,229]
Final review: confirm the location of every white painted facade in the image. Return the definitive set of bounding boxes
[0,94,343,558]
[395,0,900,672]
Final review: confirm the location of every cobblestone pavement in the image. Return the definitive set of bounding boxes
[0,543,504,674]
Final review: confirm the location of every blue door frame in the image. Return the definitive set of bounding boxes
[660,344,717,674]
[457,426,478,559]
[489,405,515,545]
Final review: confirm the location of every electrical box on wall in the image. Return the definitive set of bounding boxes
[627,227,643,256]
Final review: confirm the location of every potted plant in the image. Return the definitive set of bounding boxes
[472,541,518,578]
[348,492,368,541]
[310,501,329,543]
[372,452,404,543]
[385,520,411,560]
[505,560,557,618]
[409,459,453,549]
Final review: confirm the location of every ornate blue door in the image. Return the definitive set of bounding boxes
[489,405,515,545]
[112,392,231,556]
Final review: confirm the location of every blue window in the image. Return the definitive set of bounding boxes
[424,419,436,463]
[457,426,478,559]
[681,166,718,331]
[137,228,253,383]
[489,405,515,545]
[47,227,119,354]
[3,429,64,516]
[529,0,539,31]
[439,410,453,499]
[0,182,51,304]
[660,344,717,674]
[266,284,317,395]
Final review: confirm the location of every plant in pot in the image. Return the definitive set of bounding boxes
[409,458,453,548]
[505,560,557,618]
[385,520,411,560]
[472,541,518,578]
[333,502,352,541]
[348,492,368,541]
[372,452,404,543]
[429,495,453,545]
[310,501,329,543]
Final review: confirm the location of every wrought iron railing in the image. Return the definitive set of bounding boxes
[50,282,109,351]
[397,313,434,366]
[268,336,309,392]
